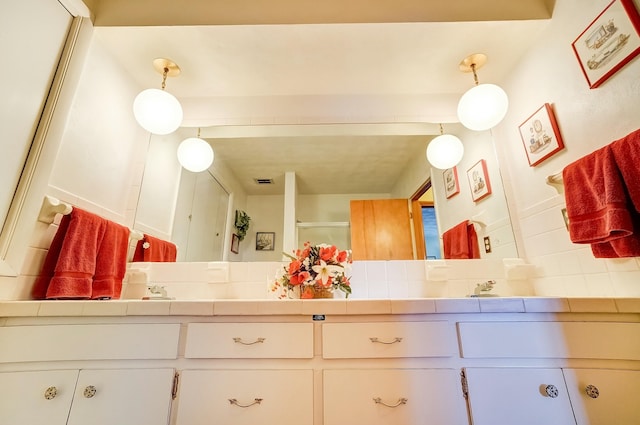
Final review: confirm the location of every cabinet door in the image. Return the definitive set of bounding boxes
[465,367,576,425]
[563,368,640,425]
[324,368,468,425]
[0,369,78,425]
[175,369,313,425]
[67,368,174,425]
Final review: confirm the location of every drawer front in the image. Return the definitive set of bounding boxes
[322,321,456,358]
[185,322,313,358]
[323,368,468,425]
[0,324,180,362]
[176,369,313,425]
[458,322,640,360]
[563,368,640,425]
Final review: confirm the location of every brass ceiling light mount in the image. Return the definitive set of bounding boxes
[133,57,184,135]
[456,53,509,132]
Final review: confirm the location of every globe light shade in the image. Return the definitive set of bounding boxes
[457,83,509,131]
[177,137,214,172]
[426,134,464,169]
[133,88,183,135]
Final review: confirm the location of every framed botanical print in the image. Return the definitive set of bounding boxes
[518,103,565,167]
[443,167,460,199]
[467,159,492,202]
[572,0,640,88]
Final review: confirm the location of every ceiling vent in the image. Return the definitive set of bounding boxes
[254,178,274,185]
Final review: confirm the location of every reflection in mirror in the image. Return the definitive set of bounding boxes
[134,122,518,261]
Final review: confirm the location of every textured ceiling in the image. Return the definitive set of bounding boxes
[87,1,554,195]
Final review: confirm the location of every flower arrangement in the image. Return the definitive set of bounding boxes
[271,242,352,299]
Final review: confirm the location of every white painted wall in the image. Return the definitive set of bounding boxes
[492,0,640,296]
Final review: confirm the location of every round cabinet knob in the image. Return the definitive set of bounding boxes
[545,384,559,398]
[585,384,600,399]
[44,386,58,400]
[83,385,97,398]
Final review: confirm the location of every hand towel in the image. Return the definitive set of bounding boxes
[133,234,177,262]
[92,220,130,299]
[610,128,640,212]
[562,145,634,244]
[31,213,72,299]
[443,220,480,259]
[43,208,106,299]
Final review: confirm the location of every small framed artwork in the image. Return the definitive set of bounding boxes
[443,167,460,199]
[572,0,640,88]
[256,232,275,251]
[518,103,565,166]
[230,234,240,254]
[467,159,492,202]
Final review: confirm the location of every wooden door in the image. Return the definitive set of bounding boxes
[350,199,414,260]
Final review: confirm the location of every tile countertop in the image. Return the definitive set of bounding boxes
[0,297,639,317]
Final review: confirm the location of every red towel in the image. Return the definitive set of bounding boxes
[443,220,480,259]
[563,145,634,244]
[133,234,177,262]
[31,213,72,299]
[92,220,130,299]
[39,208,106,299]
[610,128,640,212]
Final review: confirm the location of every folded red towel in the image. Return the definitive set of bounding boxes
[92,220,130,299]
[443,220,480,259]
[610,128,640,212]
[44,208,106,299]
[133,234,177,262]
[31,213,72,299]
[563,145,634,244]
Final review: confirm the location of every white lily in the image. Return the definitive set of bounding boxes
[312,260,342,286]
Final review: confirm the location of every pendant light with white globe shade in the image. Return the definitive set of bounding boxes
[133,58,184,135]
[456,53,508,131]
[426,124,464,169]
[177,128,214,172]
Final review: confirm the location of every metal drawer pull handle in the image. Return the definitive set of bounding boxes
[544,384,559,398]
[44,386,58,400]
[233,337,266,345]
[373,397,408,407]
[229,398,263,407]
[585,385,600,399]
[83,385,97,398]
[369,337,403,344]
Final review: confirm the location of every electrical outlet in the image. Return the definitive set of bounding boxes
[483,236,492,253]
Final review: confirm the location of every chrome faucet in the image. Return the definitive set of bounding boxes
[474,280,496,295]
[147,285,168,298]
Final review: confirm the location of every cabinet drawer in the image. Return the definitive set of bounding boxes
[0,324,180,362]
[322,321,455,358]
[458,322,640,360]
[323,368,467,425]
[176,369,313,425]
[185,322,313,358]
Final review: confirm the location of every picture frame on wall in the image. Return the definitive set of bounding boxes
[231,234,240,254]
[518,103,565,167]
[467,159,492,202]
[443,167,460,199]
[256,232,275,251]
[572,0,640,88]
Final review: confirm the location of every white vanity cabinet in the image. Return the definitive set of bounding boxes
[563,368,640,425]
[324,368,468,425]
[1,368,175,425]
[175,369,313,425]
[464,367,576,425]
[321,321,468,425]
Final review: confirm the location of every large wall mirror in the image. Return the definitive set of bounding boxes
[134,122,518,261]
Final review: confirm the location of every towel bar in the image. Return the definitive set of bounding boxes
[38,195,144,241]
[546,172,564,194]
